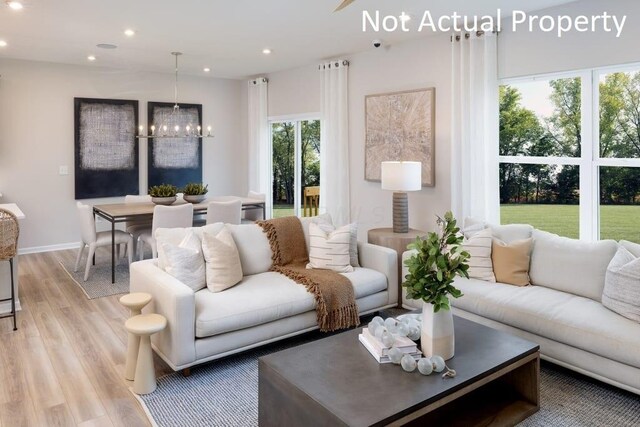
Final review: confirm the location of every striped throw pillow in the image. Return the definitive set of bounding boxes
[462,228,496,282]
[306,222,354,273]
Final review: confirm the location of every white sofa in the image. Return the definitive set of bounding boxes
[130,223,398,372]
[402,224,640,395]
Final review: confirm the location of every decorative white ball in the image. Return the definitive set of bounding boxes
[368,321,380,336]
[417,358,433,375]
[381,331,395,348]
[407,327,421,341]
[372,316,384,325]
[384,317,397,330]
[401,354,417,372]
[388,347,404,364]
[431,355,446,373]
[395,323,409,337]
[374,326,387,340]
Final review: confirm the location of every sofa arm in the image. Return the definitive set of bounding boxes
[358,242,398,306]
[130,260,196,370]
[401,249,421,309]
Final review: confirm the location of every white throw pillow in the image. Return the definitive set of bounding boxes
[201,226,244,293]
[602,246,640,322]
[225,224,273,275]
[306,222,354,273]
[156,223,224,270]
[299,213,333,251]
[161,231,206,291]
[316,221,360,267]
[462,228,496,282]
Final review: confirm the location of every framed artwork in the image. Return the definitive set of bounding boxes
[74,98,139,199]
[147,102,203,189]
[364,88,436,187]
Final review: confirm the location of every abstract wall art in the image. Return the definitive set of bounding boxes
[147,102,203,188]
[364,88,436,187]
[74,98,139,199]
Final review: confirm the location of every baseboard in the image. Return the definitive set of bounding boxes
[0,298,21,314]
[18,242,79,255]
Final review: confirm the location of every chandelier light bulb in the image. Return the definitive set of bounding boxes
[138,125,143,135]
[174,125,180,135]
[150,125,155,135]
[163,125,168,135]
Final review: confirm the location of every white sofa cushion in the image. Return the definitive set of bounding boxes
[161,231,206,291]
[226,224,273,276]
[602,246,640,322]
[463,217,533,243]
[194,267,387,338]
[620,240,640,257]
[452,278,640,368]
[156,223,224,270]
[529,229,618,301]
[201,226,244,293]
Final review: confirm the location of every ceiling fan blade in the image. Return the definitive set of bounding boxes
[334,0,356,12]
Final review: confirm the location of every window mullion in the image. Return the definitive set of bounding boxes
[579,70,595,241]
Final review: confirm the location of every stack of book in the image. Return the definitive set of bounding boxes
[358,328,421,363]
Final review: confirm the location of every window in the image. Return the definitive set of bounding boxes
[499,66,640,243]
[270,118,321,218]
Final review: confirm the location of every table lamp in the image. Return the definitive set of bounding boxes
[381,161,422,233]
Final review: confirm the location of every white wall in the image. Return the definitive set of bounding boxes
[499,0,640,78]
[267,35,452,239]
[0,58,247,250]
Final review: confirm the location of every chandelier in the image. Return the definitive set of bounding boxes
[137,52,214,139]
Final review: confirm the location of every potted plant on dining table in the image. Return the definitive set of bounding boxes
[149,184,178,205]
[182,183,209,204]
[403,211,470,360]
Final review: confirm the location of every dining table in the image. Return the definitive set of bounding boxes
[93,196,266,283]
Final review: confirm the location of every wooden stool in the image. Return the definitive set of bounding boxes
[125,313,167,394]
[119,292,152,381]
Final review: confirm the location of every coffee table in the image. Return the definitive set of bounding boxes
[259,316,539,426]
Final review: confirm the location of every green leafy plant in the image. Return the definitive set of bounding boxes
[148,184,177,198]
[182,183,209,196]
[403,211,470,312]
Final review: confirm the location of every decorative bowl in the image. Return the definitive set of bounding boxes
[183,194,206,204]
[151,196,177,206]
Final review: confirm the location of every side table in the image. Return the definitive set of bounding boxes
[368,227,426,306]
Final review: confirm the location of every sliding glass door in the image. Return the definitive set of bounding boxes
[270,119,321,218]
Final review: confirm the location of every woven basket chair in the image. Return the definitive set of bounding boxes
[0,208,19,331]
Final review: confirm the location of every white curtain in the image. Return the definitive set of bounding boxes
[319,60,350,225]
[450,32,500,224]
[247,77,272,218]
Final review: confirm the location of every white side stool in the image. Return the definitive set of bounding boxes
[125,313,167,395]
[119,292,152,381]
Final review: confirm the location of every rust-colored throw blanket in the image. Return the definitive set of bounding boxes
[257,217,359,332]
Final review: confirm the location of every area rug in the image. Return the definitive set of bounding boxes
[135,334,640,427]
[59,258,131,299]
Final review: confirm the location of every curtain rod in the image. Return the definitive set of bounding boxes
[451,29,499,42]
[318,60,350,70]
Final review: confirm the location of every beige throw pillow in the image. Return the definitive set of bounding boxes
[307,222,354,273]
[161,231,206,291]
[317,222,360,267]
[492,238,532,286]
[201,226,243,293]
[462,228,495,282]
[602,246,640,322]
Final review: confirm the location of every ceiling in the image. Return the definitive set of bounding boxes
[0,0,578,79]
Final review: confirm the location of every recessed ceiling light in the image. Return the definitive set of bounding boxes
[6,1,23,10]
[0,40,7,47]
[96,43,117,49]
[262,48,272,55]
[124,29,135,37]
[87,55,96,61]
[203,67,211,72]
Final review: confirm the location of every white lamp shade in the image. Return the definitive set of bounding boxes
[381,161,422,191]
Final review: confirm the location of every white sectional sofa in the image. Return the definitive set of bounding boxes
[130,223,398,372]
[403,224,640,395]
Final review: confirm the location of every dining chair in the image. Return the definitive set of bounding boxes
[138,203,194,260]
[243,191,266,222]
[124,195,152,253]
[75,202,134,281]
[0,208,19,330]
[206,199,242,225]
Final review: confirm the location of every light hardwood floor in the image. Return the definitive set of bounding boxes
[0,249,174,427]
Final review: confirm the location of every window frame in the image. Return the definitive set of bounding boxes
[498,64,640,242]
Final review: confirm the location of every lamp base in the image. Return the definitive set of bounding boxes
[392,192,409,233]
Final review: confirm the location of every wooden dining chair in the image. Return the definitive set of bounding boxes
[138,204,194,260]
[75,202,134,281]
[206,200,242,225]
[0,208,19,330]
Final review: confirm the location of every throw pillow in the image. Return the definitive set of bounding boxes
[299,213,333,251]
[491,238,532,286]
[602,246,640,322]
[462,228,496,282]
[317,222,360,267]
[306,222,354,273]
[161,231,206,291]
[201,226,244,293]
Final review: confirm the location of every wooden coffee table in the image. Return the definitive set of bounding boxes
[259,316,539,426]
